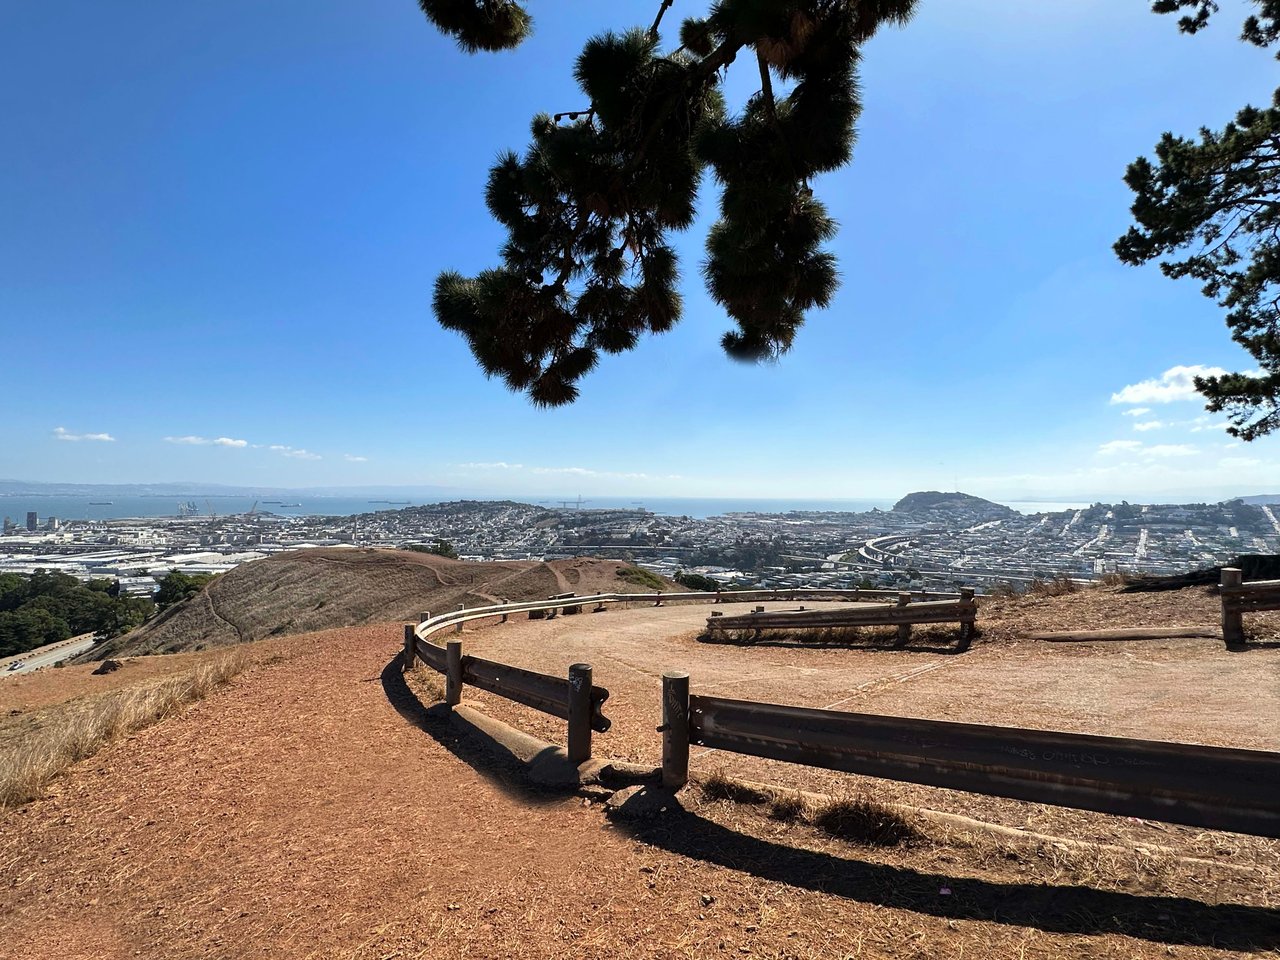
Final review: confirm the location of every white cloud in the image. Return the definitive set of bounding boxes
[54,426,115,442]
[529,465,682,480]
[1141,444,1198,458]
[452,461,681,481]
[1188,417,1229,433]
[1097,440,1142,455]
[1220,456,1263,469]
[265,444,320,460]
[1110,365,1229,405]
[343,454,368,463]
[165,435,247,448]
[1121,407,1151,417]
[1132,421,1164,432]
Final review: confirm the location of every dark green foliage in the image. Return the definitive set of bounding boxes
[616,565,667,590]
[406,539,459,559]
[674,570,720,591]
[0,571,155,657]
[1116,2,1280,438]
[1150,1,1280,47]
[423,1,919,404]
[417,0,532,53]
[155,571,215,611]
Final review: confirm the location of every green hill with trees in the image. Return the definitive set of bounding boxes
[0,571,154,658]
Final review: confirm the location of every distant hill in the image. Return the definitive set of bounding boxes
[892,491,1017,518]
[1236,494,1280,505]
[82,549,679,659]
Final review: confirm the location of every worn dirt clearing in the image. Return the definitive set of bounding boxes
[2,591,1278,959]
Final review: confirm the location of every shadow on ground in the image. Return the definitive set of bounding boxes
[379,657,567,808]
[610,793,1280,951]
[383,656,1280,951]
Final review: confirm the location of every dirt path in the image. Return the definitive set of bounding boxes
[454,600,1280,858]
[2,616,1277,958]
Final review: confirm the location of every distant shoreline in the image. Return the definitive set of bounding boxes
[3,493,1094,523]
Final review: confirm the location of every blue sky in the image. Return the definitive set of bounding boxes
[2,0,1277,501]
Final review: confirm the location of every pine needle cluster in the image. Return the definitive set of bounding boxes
[421,0,918,405]
[1118,1,1280,439]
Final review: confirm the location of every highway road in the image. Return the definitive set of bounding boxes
[0,633,99,677]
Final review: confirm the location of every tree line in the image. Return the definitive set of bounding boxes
[0,569,214,660]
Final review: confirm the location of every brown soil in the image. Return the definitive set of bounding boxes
[3,587,1278,958]
[446,592,1280,864]
[85,550,677,660]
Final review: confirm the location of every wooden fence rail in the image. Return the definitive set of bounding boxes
[657,680,1280,837]
[1221,567,1280,647]
[402,589,1280,839]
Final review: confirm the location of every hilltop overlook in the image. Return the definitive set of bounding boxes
[891,491,1017,518]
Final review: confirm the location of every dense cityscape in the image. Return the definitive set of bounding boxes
[4,491,1278,596]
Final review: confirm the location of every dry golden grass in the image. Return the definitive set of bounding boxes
[700,773,919,848]
[0,650,248,808]
[404,665,445,703]
[767,790,808,822]
[809,793,922,847]
[701,769,772,805]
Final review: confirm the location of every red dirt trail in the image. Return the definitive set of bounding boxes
[2,621,1276,960]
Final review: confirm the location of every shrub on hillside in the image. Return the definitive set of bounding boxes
[674,571,720,592]
[616,566,666,590]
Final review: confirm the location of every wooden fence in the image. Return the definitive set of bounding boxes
[1221,567,1280,647]
[659,675,1280,838]
[405,621,608,763]
[706,589,977,651]
[401,589,1280,839]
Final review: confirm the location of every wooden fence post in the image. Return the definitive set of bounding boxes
[501,599,509,623]
[662,671,690,790]
[456,603,465,633]
[895,592,912,647]
[1221,567,1245,647]
[402,623,416,671]
[420,611,431,627]
[445,639,463,708]
[567,663,593,764]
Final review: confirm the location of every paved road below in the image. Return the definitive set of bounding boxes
[0,634,98,677]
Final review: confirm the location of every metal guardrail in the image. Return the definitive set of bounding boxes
[657,688,1280,838]
[706,591,978,651]
[462,653,611,733]
[403,588,1280,838]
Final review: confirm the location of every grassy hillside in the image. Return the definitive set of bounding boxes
[83,550,677,659]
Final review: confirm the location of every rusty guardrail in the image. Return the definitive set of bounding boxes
[658,681,1280,838]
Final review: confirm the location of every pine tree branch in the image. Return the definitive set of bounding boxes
[649,0,675,39]
[756,48,776,115]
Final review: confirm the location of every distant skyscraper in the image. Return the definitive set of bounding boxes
[25,512,37,532]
